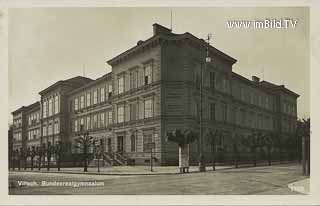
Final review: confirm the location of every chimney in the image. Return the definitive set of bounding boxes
[137,40,144,46]
[252,76,260,83]
[153,23,171,36]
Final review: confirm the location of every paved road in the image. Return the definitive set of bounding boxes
[9,163,306,195]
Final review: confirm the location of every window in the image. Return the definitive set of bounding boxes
[80,95,85,109]
[54,96,59,114]
[117,106,124,123]
[144,64,152,85]
[86,93,91,107]
[222,78,228,92]
[130,103,137,121]
[143,133,153,152]
[43,101,47,118]
[74,119,78,132]
[130,70,138,89]
[108,111,113,125]
[221,103,227,122]
[28,116,32,125]
[131,134,136,152]
[100,113,105,128]
[108,84,112,98]
[74,98,79,111]
[86,116,91,130]
[93,114,98,129]
[118,76,124,94]
[79,118,84,131]
[144,99,153,118]
[210,103,216,121]
[93,90,98,105]
[48,123,53,135]
[210,71,216,89]
[258,114,263,129]
[240,109,246,126]
[48,98,53,116]
[43,124,47,136]
[100,87,105,103]
[54,121,59,134]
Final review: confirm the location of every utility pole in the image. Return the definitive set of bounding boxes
[199,33,212,172]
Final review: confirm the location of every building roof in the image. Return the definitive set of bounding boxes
[11,101,40,115]
[67,72,112,96]
[39,76,93,95]
[107,23,237,66]
[232,72,299,98]
[259,80,299,98]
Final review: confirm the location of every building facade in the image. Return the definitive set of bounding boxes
[11,23,299,166]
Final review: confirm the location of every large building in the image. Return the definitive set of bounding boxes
[11,23,299,165]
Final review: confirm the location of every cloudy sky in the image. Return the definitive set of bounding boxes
[8,7,309,122]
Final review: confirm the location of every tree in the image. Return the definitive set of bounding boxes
[231,132,242,168]
[74,131,95,172]
[263,131,274,166]
[37,144,45,171]
[54,141,63,171]
[29,147,36,170]
[272,132,285,163]
[21,147,29,170]
[244,131,263,167]
[46,142,55,171]
[167,129,198,173]
[206,129,222,171]
[296,118,310,175]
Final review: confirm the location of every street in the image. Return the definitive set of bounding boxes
[9,163,306,195]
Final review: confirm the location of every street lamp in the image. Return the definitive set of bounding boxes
[199,33,212,172]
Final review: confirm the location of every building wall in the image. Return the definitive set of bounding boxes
[11,24,299,166]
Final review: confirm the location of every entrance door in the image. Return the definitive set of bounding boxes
[117,136,124,154]
[107,138,111,153]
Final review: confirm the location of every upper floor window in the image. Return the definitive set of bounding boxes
[117,105,124,123]
[144,64,152,85]
[130,70,138,89]
[210,103,216,121]
[210,71,216,89]
[118,76,124,94]
[221,103,227,122]
[100,87,105,102]
[54,96,59,114]
[43,124,47,136]
[54,121,59,134]
[86,93,91,107]
[144,99,153,118]
[108,111,113,125]
[93,90,98,105]
[48,98,53,116]
[74,119,78,132]
[86,116,91,130]
[74,98,79,111]
[108,84,112,98]
[48,123,53,135]
[93,114,98,129]
[100,112,105,128]
[43,101,47,118]
[130,103,137,121]
[80,95,85,109]
[79,118,84,131]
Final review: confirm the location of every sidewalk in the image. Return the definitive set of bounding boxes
[9,165,233,175]
[288,178,309,194]
[9,161,299,176]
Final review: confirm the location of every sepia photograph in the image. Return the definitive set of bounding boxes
[3,2,315,203]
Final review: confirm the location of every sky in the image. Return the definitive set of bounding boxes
[8,7,309,122]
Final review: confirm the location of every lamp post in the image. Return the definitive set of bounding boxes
[199,33,212,172]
